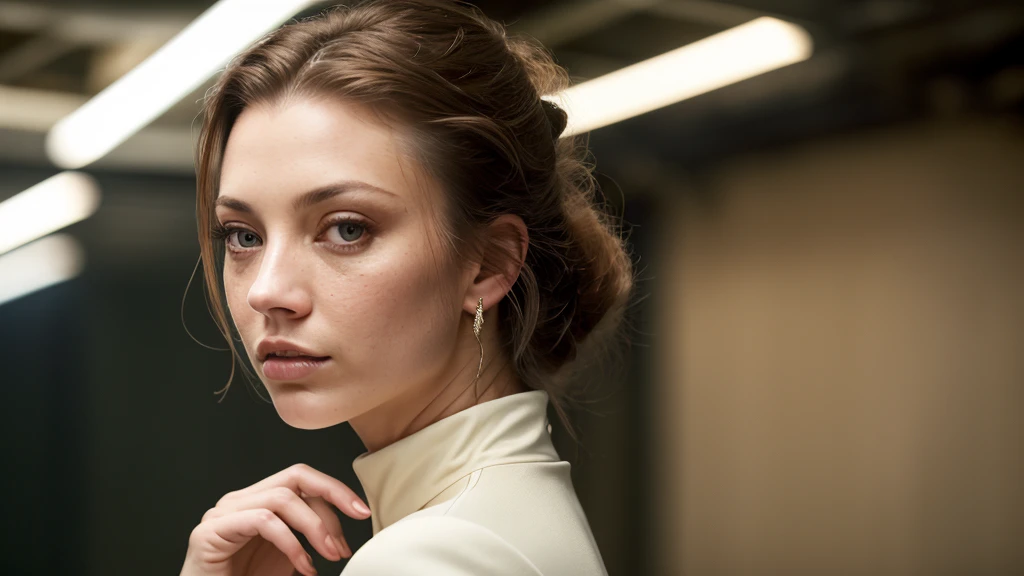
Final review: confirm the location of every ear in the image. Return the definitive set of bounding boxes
[464,214,528,315]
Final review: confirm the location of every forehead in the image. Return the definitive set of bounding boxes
[218,96,431,207]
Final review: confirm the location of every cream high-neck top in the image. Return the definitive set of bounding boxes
[342,390,609,575]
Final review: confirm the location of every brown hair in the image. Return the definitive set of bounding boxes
[193,0,635,436]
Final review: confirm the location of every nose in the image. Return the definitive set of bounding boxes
[246,238,313,320]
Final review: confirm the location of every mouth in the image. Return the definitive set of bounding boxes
[261,352,331,362]
[261,355,332,381]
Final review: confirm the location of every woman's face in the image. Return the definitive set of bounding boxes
[216,96,470,430]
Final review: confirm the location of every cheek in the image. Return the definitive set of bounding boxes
[222,269,249,318]
[221,266,258,351]
[323,243,461,380]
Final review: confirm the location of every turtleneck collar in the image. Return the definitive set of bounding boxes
[351,389,559,534]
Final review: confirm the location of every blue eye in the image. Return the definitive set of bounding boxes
[319,216,374,253]
[235,230,261,248]
[336,221,364,242]
[212,223,262,251]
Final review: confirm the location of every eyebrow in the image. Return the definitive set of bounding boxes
[215,180,399,213]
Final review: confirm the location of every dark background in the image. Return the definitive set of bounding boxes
[1,0,1022,574]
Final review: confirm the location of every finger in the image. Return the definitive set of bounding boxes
[305,495,351,558]
[225,463,371,520]
[206,487,343,561]
[192,508,318,576]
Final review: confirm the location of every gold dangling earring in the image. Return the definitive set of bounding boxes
[473,297,484,382]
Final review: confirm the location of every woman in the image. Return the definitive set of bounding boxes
[180,0,634,574]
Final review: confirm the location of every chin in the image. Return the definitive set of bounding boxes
[267,384,348,430]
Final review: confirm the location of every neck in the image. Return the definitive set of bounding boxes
[349,335,527,453]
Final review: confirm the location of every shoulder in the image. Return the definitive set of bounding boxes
[342,516,543,575]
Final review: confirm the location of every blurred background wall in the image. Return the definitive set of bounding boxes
[657,118,1024,574]
[0,0,1022,575]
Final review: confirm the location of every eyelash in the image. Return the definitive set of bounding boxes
[211,216,374,256]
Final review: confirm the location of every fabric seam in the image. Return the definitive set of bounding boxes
[441,468,482,516]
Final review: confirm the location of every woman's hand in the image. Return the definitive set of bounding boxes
[180,463,372,576]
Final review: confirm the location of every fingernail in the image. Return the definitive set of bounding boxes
[324,533,340,559]
[353,500,371,515]
[334,535,351,557]
[304,552,317,575]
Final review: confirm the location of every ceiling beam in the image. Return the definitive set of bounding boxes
[513,0,658,47]
[0,33,81,84]
[648,0,764,27]
[0,1,192,42]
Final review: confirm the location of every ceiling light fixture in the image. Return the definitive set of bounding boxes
[46,0,319,169]
[0,234,85,307]
[0,171,100,256]
[544,16,813,137]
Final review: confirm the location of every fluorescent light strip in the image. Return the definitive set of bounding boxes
[545,16,813,136]
[46,0,319,169]
[0,234,85,307]
[0,171,101,255]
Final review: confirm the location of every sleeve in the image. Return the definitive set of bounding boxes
[341,516,543,575]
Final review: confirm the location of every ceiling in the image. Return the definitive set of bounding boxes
[0,0,1021,174]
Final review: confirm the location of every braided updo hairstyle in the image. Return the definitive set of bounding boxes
[195,0,636,436]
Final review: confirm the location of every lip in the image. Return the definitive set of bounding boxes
[262,355,331,381]
[256,337,329,363]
